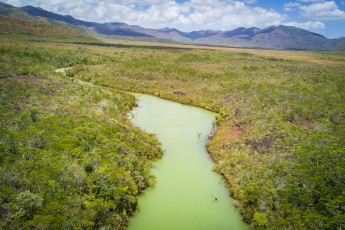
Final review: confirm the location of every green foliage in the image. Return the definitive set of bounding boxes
[29,108,38,122]
[0,78,162,229]
[1,33,344,229]
[11,191,43,220]
[62,41,344,229]
[0,42,116,78]
[253,212,268,227]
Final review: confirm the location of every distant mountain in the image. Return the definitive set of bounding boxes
[1,2,345,50]
[184,30,222,40]
[0,2,153,38]
[223,27,260,38]
[196,25,340,50]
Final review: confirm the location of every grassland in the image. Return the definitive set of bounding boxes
[0,24,344,230]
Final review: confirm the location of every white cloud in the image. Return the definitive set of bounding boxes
[284,21,325,30]
[2,0,286,31]
[284,2,302,11]
[300,1,345,20]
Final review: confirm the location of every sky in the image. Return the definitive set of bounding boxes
[2,0,345,38]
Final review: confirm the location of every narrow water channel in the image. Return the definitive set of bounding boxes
[54,68,247,229]
[128,93,247,230]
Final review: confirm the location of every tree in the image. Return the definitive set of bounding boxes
[11,191,43,220]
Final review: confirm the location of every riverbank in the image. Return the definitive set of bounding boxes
[127,93,247,230]
[1,36,344,229]
[68,43,344,229]
[53,68,247,228]
[0,75,163,229]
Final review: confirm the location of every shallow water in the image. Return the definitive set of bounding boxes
[54,67,72,74]
[128,93,247,230]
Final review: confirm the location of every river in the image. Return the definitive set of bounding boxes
[54,68,247,229]
[128,93,247,230]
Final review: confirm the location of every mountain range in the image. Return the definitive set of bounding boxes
[1,1,345,50]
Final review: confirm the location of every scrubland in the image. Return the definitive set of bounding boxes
[1,32,344,229]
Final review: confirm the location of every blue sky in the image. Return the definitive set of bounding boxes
[3,0,345,38]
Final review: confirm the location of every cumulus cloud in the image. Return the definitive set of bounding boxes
[284,2,302,11]
[2,0,286,31]
[283,20,325,30]
[300,1,345,20]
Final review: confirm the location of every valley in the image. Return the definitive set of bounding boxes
[0,8,344,229]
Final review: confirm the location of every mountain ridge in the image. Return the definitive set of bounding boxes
[1,2,344,50]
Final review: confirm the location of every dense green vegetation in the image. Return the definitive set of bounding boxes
[0,24,344,229]
[67,45,345,229]
[0,38,162,229]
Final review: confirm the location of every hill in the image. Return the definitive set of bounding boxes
[1,2,345,50]
[0,15,98,42]
[0,2,154,39]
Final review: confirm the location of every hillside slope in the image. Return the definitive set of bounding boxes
[0,15,98,42]
[0,2,153,38]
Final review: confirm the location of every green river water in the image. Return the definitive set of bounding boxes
[128,93,247,230]
[54,68,247,229]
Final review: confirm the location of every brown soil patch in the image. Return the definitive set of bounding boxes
[288,118,314,130]
[16,75,53,83]
[301,119,314,130]
[226,126,242,142]
[173,91,186,96]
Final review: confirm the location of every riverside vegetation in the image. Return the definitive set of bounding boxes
[0,18,344,229]
[60,46,345,229]
[0,27,162,228]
